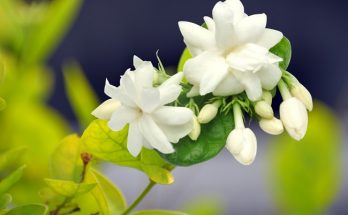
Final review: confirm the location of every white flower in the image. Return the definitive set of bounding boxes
[259,117,284,135]
[291,83,313,111]
[280,97,308,140]
[225,128,257,165]
[92,56,194,156]
[198,100,221,124]
[254,100,273,119]
[179,0,283,101]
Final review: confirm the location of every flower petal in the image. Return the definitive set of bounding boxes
[152,106,193,125]
[120,69,137,101]
[225,0,245,23]
[92,99,120,120]
[178,21,215,56]
[134,62,155,88]
[157,121,193,143]
[139,115,174,154]
[187,85,200,97]
[105,79,136,107]
[213,73,244,96]
[203,16,215,32]
[133,55,144,69]
[234,71,262,101]
[158,84,181,106]
[139,88,160,113]
[127,122,143,157]
[108,106,138,131]
[160,72,183,87]
[257,28,283,49]
[256,64,282,90]
[235,14,267,44]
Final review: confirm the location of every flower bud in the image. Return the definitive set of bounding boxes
[259,117,284,135]
[225,128,257,165]
[262,91,272,105]
[255,101,273,119]
[280,97,308,140]
[291,83,313,111]
[198,101,221,124]
[189,115,201,141]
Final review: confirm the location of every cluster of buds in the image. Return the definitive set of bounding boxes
[188,72,312,165]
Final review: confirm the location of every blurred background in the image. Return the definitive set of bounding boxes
[1,0,347,214]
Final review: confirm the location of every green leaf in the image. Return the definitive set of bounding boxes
[183,197,224,215]
[81,120,174,184]
[177,48,191,73]
[63,62,99,129]
[5,204,48,215]
[131,210,188,215]
[0,147,26,171]
[0,98,6,111]
[50,134,83,182]
[21,0,82,64]
[85,168,127,214]
[0,194,12,210]
[269,36,292,70]
[161,112,234,166]
[268,101,342,214]
[0,165,26,194]
[44,178,96,198]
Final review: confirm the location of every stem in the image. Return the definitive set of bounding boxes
[121,181,156,215]
[233,102,244,129]
[278,79,292,100]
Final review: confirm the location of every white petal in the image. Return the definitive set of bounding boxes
[120,69,137,101]
[178,21,215,56]
[104,79,118,98]
[152,106,193,125]
[158,85,181,106]
[235,14,267,44]
[212,1,238,49]
[234,71,262,101]
[133,55,144,69]
[224,0,245,23]
[256,64,282,90]
[213,73,244,96]
[160,72,183,87]
[203,16,215,32]
[157,121,193,143]
[105,79,136,107]
[139,115,174,154]
[134,62,155,88]
[183,52,228,95]
[187,85,200,97]
[92,99,120,120]
[127,122,143,157]
[257,29,283,49]
[108,106,139,131]
[139,88,160,113]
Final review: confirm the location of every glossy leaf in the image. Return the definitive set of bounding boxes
[44,178,96,198]
[0,165,26,194]
[50,134,82,182]
[0,194,12,210]
[85,168,127,214]
[63,62,99,129]
[21,0,82,64]
[268,102,342,214]
[81,120,174,184]
[270,36,292,70]
[131,210,188,215]
[161,112,234,166]
[5,204,48,215]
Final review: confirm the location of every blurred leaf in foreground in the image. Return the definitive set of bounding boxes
[44,178,96,198]
[131,210,188,215]
[5,204,48,215]
[0,165,26,194]
[268,101,343,215]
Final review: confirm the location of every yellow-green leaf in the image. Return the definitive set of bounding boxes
[44,178,96,198]
[0,147,26,171]
[131,210,188,215]
[21,0,82,64]
[50,134,83,182]
[0,194,12,210]
[0,165,26,194]
[268,101,343,214]
[63,62,99,129]
[81,120,174,184]
[85,168,127,215]
[5,204,48,215]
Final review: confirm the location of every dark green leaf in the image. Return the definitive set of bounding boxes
[161,112,234,166]
[270,36,292,70]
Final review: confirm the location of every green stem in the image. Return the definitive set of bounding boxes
[278,79,292,100]
[233,102,244,129]
[121,181,156,215]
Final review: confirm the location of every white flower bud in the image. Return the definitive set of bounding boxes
[280,97,308,140]
[198,101,221,124]
[255,101,274,119]
[225,128,257,165]
[188,115,201,141]
[259,117,284,135]
[262,91,273,105]
[291,83,313,111]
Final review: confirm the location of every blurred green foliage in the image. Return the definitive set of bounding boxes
[268,101,343,215]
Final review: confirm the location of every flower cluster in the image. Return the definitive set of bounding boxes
[92,0,312,166]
